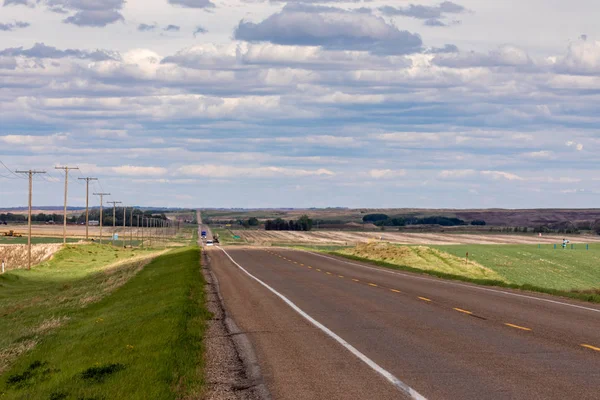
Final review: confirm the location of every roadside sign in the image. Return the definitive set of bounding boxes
[113,234,119,240]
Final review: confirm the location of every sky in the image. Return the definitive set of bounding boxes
[1,0,600,209]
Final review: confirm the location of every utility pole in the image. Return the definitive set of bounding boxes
[55,166,79,245]
[15,169,46,270]
[130,208,134,248]
[122,205,127,248]
[93,193,110,244]
[107,201,122,245]
[78,177,97,240]
[140,216,144,248]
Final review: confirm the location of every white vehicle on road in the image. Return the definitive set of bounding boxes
[206,240,214,246]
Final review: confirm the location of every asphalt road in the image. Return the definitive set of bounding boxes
[208,246,600,400]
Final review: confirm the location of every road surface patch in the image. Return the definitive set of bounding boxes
[220,248,428,400]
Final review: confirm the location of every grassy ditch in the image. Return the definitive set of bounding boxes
[0,244,163,376]
[0,246,208,399]
[329,243,600,303]
[0,237,81,245]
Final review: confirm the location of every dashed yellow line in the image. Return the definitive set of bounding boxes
[308,266,312,269]
[504,323,532,332]
[453,308,473,315]
[581,344,600,352]
[352,279,360,282]
[338,275,344,278]
[300,263,304,266]
[316,269,322,272]
[326,272,332,275]
[368,283,378,287]
[390,289,401,293]
[418,297,432,302]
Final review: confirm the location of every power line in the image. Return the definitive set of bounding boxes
[0,160,25,179]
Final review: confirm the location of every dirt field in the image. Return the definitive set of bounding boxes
[231,230,600,246]
[0,244,62,271]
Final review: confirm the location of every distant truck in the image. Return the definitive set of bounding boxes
[201,230,207,239]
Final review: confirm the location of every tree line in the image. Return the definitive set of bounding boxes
[362,214,469,227]
[265,215,313,231]
[1,209,167,226]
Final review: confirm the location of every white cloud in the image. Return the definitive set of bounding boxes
[176,164,335,178]
[368,169,407,179]
[480,171,525,181]
[438,169,476,179]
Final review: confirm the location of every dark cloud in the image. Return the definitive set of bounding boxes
[424,18,445,27]
[193,26,207,37]
[138,23,157,32]
[3,0,126,27]
[379,1,466,26]
[428,44,459,53]
[164,24,181,32]
[168,0,215,8]
[0,21,30,31]
[3,0,37,5]
[580,34,588,41]
[234,4,422,55]
[0,42,119,61]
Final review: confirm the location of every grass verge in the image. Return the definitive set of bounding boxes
[327,245,600,304]
[0,246,208,399]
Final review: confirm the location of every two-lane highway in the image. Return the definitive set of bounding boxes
[208,246,600,399]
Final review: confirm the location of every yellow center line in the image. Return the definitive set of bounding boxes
[316,269,322,272]
[453,308,473,315]
[390,289,401,293]
[418,297,432,302]
[581,344,600,352]
[504,323,532,331]
[338,275,344,278]
[352,279,360,282]
[308,266,312,269]
[368,283,378,287]
[300,264,304,266]
[326,272,332,275]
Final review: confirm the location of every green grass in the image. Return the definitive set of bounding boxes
[0,246,209,399]
[434,244,600,291]
[0,237,81,245]
[329,243,600,303]
[0,244,162,376]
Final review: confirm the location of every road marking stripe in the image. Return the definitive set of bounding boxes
[390,289,401,293]
[316,269,322,272]
[326,272,332,275]
[352,279,360,282]
[300,264,304,266]
[581,344,600,352]
[504,323,532,331]
[308,266,312,269]
[453,308,473,315]
[418,297,432,302]
[338,275,344,278]
[219,248,428,400]
[369,283,378,287]
[304,251,600,314]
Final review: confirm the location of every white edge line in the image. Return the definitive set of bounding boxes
[301,250,600,314]
[220,247,427,400]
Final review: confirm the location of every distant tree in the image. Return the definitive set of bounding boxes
[363,214,389,223]
[248,217,259,226]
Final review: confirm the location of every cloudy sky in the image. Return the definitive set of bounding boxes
[1,0,599,209]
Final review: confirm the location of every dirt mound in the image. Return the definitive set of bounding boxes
[338,243,504,281]
[0,244,62,271]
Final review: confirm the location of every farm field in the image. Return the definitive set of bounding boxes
[329,243,600,302]
[0,246,207,399]
[435,244,600,291]
[231,229,600,246]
